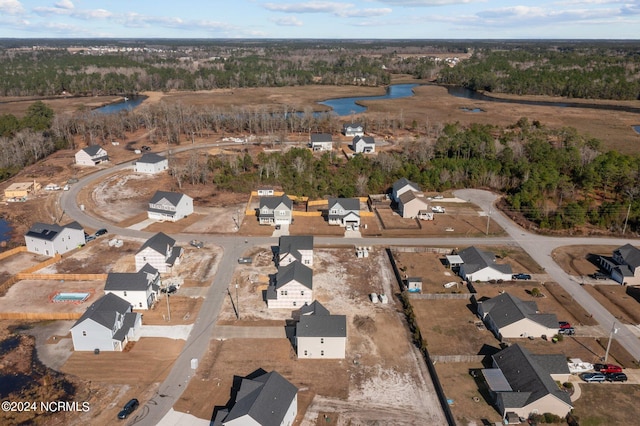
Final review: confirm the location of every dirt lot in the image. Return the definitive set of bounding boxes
[571,383,640,426]
[0,251,49,275]
[176,248,446,425]
[552,244,617,277]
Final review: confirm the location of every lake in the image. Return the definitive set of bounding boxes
[0,218,11,243]
[94,96,147,114]
[319,84,419,116]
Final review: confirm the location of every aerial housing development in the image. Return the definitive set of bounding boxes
[1,38,640,426]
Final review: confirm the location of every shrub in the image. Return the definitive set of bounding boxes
[531,287,541,297]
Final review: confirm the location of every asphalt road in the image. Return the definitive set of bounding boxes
[58,159,640,425]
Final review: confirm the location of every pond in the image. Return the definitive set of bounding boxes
[0,218,11,243]
[318,83,419,116]
[94,96,147,114]
[633,125,640,135]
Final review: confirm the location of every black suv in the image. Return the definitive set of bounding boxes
[591,272,608,280]
[118,398,139,420]
[606,372,628,382]
[512,273,532,280]
[95,228,108,237]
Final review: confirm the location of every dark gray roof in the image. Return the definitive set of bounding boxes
[297,314,346,338]
[328,198,360,212]
[83,145,105,156]
[105,271,153,292]
[352,135,374,145]
[481,292,558,329]
[72,293,131,329]
[260,195,293,211]
[299,300,330,316]
[458,246,513,275]
[615,244,640,270]
[343,122,363,130]
[392,177,421,193]
[223,371,298,426]
[279,235,313,262]
[137,232,176,255]
[492,344,572,409]
[310,133,332,143]
[149,190,187,207]
[112,312,139,342]
[25,221,83,241]
[276,261,313,290]
[139,263,159,276]
[138,153,166,164]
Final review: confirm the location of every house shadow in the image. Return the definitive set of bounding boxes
[210,368,269,424]
[626,286,640,304]
[477,344,500,360]
[587,253,606,270]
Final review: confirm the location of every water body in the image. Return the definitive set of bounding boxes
[94,96,147,114]
[0,218,11,243]
[319,84,419,116]
[447,87,640,114]
[633,125,640,135]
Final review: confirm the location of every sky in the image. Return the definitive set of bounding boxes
[1,0,640,39]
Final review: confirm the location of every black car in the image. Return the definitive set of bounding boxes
[591,272,608,280]
[117,398,139,420]
[95,228,108,237]
[606,372,628,382]
[141,145,151,151]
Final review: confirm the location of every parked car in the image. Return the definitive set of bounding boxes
[558,327,575,335]
[95,228,108,237]
[117,398,139,420]
[593,363,622,374]
[161,285,177,294]
[580,372,606,383]
[431,206,446,213]
[591,272,608,280]
[189,240,204,249]
[433,194,444,199]
[85,235,96,243]
[606,372,628,382]
[559,321,572,329]
[512,273,532,280]
[141,145,151,151]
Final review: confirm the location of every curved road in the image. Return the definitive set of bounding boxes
[59,159,640,425]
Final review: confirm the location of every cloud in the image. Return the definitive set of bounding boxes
[375,0,478,6]
[55,0,74,10]
[0,0,25,15]
[271,16,304,26]
[263,1,391,17]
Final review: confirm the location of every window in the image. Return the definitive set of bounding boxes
[123,291,127,297]
[300,291,304,295]
[293,301,297,307]
[280,290,288,296]
[139,302,143,308]
[304,350,308,356]
[320,338,324,344]
[82,331,87,337]
[321,350,324,356]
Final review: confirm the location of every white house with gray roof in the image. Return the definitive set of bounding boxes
[600,243,640,285]
[278,235,313,267]
[267,262,313,309]
[328,198,361,228]
[75,145,109,166]
[147,190,193,222]
[391,177,421,203]
[351,135,375,153]
[310,133,333,151]
[212,370,298,426]
[24,221,85,257]
[398,190,430,219]
[259,195,293,226]
[458,246,513,282]
[483,344,572,420]
[104,264,160,310]
[343,122,364,137]
[135,153,168,174]
[295,301,346,359]
[70,293,141,352]
[135,232,182,273]
[477,292,559,340]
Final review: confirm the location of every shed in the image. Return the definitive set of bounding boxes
[406,277,422,293]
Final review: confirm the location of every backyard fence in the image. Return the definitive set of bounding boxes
[410,293,472,300]
[0,246,27,260]
[0,312,82,320]
[432,355,485,363]
[16,273,107,281]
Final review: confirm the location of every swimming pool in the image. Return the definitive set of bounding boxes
[53,292,90,303]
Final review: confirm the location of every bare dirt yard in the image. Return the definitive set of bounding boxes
[552,244,617,277]
[177,248,447,425]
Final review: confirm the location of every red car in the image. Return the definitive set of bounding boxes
[559,321,572,329]
[594,363,622,374]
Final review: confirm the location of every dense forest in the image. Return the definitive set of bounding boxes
[438,45,640,100]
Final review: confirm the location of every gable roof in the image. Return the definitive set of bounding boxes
[492,344,572,409]
[398,190,427,206]
[352,135,375,145]
[481,292,558,329]
[260,195,293,211]
[82,145,105,156]
[458,246,513,275]
[279,235,313,261]
[72,293,131,329]
[149,190,187,207]
[138,153,166,164]
[614,244,640,270]
[299,300,330,316]
[25,221,83,241]
[276,261,313,290]
[297,314,346,338]
[392,177,421,193]
[105,270,155,292]
[328,197,360,211]
[310,133,332,143]
[343,122,363,130]
[137,232,176,255]
[223,370,298,426]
